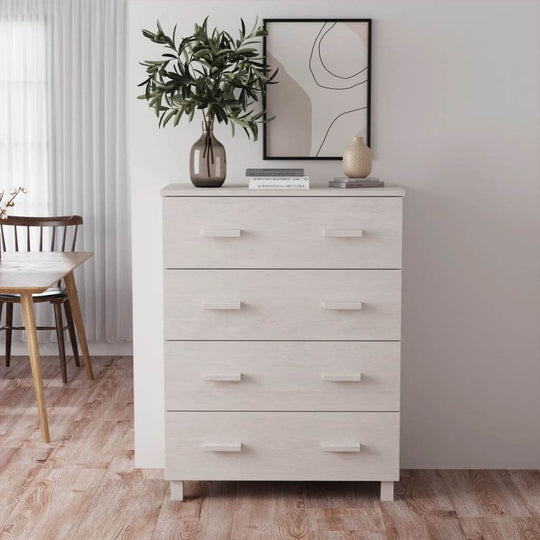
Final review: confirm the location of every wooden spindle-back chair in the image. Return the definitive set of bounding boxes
[0,215,83,383]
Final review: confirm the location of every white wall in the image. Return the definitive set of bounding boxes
[129,0,540,469]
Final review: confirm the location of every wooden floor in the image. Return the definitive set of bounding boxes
[0,356,539,540]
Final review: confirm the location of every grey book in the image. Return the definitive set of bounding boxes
[330,176,380,184]
[246,168,304,177]
[329,179,385,188]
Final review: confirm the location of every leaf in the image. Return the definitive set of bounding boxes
[236,47,258,56]
[267,67,279,83]
[161,109,177,127]
[216,48,234,57]
[173,108,183,126]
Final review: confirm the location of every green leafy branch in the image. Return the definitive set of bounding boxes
[138,17,278,141]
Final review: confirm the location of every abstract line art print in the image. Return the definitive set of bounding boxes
[263,19,371,160]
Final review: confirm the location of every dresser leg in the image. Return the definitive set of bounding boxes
[170,481,184,501]
[380,481,394,501]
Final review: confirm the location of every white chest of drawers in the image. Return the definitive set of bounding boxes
[161,183,405,502]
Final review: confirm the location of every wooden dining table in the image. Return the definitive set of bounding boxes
[0,251,94,443]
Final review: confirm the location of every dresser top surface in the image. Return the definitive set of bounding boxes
[161,183,405,197]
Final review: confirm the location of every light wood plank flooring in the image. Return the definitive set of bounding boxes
[1,356,539,539]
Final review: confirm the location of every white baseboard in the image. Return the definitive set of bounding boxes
[8,341,133,356]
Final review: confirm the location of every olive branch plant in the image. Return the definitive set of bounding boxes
[138,17,278,146]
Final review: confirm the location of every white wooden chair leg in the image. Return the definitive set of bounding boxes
[380,481,394,501]
[170,480,184,501]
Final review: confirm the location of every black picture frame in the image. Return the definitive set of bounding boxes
[263,18,372,160]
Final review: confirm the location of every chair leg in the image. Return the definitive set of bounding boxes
[63,300,80,367]
[53,303,68,384]
[5,303,13,368]
[0,302,3,365]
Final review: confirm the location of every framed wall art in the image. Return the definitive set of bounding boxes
[263,18,371,160]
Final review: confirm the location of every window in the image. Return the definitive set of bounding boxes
[0,18,50,215]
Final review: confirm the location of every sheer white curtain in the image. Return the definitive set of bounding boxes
[0,0,131,342]
[0,1,49,214]
[47,0,131,342]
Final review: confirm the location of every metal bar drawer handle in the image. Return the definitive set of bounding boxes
[321,302,363,310]
[321,443,361,453]
[323,229,363,238]
[202,229,242,237]
[203,443,242,452]
[203,373,242,382]
[202,301,242,310]
[322,373,362,382]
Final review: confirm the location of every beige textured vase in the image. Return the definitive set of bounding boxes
[343,136,372,178]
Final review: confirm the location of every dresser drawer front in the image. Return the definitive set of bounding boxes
[165,341,400,411]
[164,270,401,341]
[163,197,402,269]
[165,412,399,481]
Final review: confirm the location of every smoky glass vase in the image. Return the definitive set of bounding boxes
[189,121,226,187]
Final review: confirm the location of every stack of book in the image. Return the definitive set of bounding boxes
[246,168,309,190]
[329,177,384,189]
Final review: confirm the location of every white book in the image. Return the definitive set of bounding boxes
[248,176,309,182]
[249,176,310,190]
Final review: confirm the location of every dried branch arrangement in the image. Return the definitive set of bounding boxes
[0,187,26,220]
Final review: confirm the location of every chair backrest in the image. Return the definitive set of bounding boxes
[0,215,83,253]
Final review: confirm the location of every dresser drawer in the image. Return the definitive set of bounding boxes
[164,269,401,340]
[165,412,399,481]
[165,341,400,411]
[163,197,402,269]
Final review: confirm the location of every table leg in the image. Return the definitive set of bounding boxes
[64,271,94,380]
[20,292,50,443]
